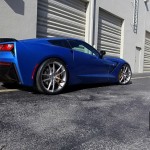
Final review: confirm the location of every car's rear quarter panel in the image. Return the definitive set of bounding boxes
[16,40,75,86]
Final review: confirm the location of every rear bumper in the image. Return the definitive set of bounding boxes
[0,62,20,83]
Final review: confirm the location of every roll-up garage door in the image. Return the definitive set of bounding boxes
[143,32,150,72]
[97,8,123,57]
[37,0,87,40]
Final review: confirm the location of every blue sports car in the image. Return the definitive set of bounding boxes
[0,38,132,94]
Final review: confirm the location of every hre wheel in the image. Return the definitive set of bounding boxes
[36,58,68,94]
[118,64,132,85]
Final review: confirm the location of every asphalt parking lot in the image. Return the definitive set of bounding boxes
[0,74,150,150]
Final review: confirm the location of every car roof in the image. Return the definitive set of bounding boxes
[20,37,83,42]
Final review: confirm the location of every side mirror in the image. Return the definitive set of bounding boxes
[101,50,106,56]
[99,50,106,59]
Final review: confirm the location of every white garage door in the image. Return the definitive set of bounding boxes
[37,0,87,40]
[97,9,122,57]
[144,32,150,72]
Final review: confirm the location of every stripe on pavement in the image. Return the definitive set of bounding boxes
[0,89,19,93]
[132,76,150,80]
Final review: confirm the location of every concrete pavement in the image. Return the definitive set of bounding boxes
[0,74,150,150]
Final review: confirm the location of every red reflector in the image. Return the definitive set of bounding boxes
[0,44,14,51]
[32,64,39,79]
[0,62,11,66]
[0,45,3,49]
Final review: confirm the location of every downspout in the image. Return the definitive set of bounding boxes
[89,0,96,47]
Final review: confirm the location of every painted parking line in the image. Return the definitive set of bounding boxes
[0,89,19,93]
[132,76,150,80]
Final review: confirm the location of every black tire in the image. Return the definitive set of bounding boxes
[118,64,132,85]
[2,82,17,87]
[36,58,68,95]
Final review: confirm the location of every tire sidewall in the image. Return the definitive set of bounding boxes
[118,63,132,85]
[36,58,68,95]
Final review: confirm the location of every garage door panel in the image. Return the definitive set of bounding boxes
[100,45,120,52]
[99,33,121,42]
[100,35,120,44]
[99,18,122,30]
[38,3,85,23]
[55,0,87,12]
[145,46,150,51]
[100,37,120,45]
[37,21,85,37]
[144,32,150,72]
[145,40,150,46]
[37,18,85,33]
[145,45,150,49]
[99,30,121,40]
[38,23,85,36]
[144,65,150,68]
[37,26,84,39]
[38,12,85,29]
[144,51,150,57]
[44,0,86,17]
[144,59,150,63]
[99,12,122,26]
[38,1,85,23]
[97,8,122,57]
[100,41,120,49]
[105,52,120,57]
[144,63,150,67]
[37,0,86,39]
[99,26,121,36]
[144,56,150,60]
[100,24,121,34]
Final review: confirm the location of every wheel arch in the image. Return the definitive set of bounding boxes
[118,63,132,84]
[32,56,69,86]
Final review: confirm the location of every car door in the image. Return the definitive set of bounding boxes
[67,40,111,83]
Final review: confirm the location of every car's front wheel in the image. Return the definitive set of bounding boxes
[36,58,68,94]
[118,64,132,85]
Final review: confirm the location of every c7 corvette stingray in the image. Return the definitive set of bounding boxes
[0,38,132,94]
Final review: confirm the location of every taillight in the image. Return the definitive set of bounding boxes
[0,44,14,51]
[0,62,11,66]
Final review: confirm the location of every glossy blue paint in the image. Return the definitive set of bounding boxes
[0,38,130,87]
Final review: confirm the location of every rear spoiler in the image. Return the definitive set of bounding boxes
[0,38,17,43]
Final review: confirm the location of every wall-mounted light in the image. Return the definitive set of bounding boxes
[144,0,149,3]
[144,0,149,11]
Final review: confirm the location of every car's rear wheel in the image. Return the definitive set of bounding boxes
[118,64,132,85]
[36,58,68,94]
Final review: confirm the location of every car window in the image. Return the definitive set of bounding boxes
[68,40,99,57]
[49,40,71,49]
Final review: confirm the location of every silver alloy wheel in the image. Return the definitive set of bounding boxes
[119,64,132,84]
[41,61,67,93]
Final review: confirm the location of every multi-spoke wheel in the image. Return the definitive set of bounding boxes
[118,64,132,85]
[36,58,68,94]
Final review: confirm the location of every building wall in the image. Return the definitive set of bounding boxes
[0,0,150,73]
[0,0,38,40]
[94,0,150,73]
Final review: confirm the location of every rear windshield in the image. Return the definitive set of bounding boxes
[0,38,17,43]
